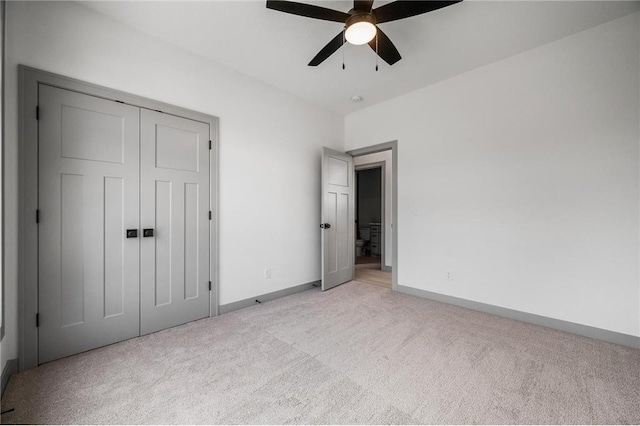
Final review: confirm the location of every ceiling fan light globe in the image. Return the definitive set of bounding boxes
[345,21,376,45]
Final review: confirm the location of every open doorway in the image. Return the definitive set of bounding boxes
[352,150,393,288]
[355,164,384,266]
[320,141,397,292]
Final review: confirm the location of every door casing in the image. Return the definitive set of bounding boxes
[18,66,219,371]
[348,142,398,290]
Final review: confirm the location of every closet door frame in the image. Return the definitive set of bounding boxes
[18,66,220,371]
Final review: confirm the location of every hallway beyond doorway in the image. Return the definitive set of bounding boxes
[355,254,380,265]
[354,264,391,288]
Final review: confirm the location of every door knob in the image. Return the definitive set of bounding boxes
[143,228,154,237]
[126,229,138,238]
[320,223,331,229]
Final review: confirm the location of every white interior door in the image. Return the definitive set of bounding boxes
[38,85,140,364]
[139,109,211,335]
[321,147,354,291]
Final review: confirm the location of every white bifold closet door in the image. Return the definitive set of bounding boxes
[38,85,211,364]
[139,109,210,335]
[38,85,141,364]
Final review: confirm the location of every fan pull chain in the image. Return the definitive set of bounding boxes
[342,28,346,70]
[375,32,379,72]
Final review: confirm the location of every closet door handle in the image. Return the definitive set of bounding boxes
[126,229,138,238]
[143,228,154,238]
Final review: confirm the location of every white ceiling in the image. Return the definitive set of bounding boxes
[80,0,640,115]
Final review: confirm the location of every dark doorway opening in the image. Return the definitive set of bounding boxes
[355,166,383,268]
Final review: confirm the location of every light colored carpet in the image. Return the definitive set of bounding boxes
[2,281,639,424]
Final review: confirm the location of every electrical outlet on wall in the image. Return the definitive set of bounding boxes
[264,268,272,279]
[445,270,453,281]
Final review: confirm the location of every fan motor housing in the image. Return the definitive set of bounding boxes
[345,11,377,29]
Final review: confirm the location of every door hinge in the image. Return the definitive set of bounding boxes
[209,281,212,291]
[209,211,212,220]
[209,140,212,150]
[36,313,39,328]
[36,209,40,223]
[36,106,40,120]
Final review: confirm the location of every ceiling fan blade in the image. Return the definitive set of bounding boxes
[373,1,461,23]
[368,27,401,65]
[309,32,344,66]
[266,1,349,22]
[354,1,374,12]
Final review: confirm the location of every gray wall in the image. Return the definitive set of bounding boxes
[3,0,344,373]
[0,0,4,342]
[345,12,640,337]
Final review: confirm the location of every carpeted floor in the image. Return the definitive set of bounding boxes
[2,281,639,424]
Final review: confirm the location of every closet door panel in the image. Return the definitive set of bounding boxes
[140,109,210,335]
[38,85,140,364]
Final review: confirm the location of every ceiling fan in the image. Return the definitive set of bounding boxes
[266,0,461,67]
